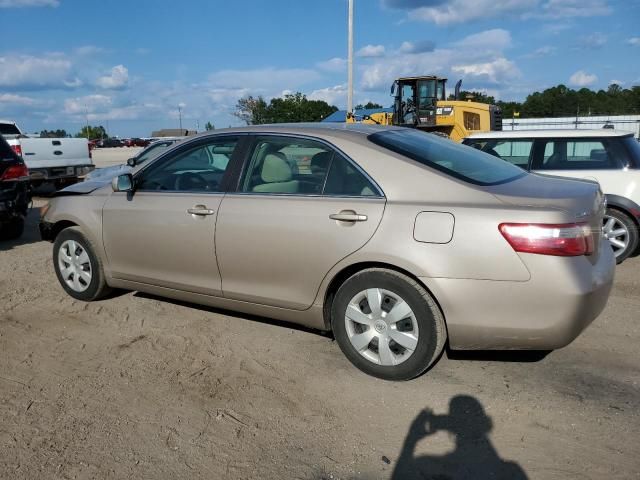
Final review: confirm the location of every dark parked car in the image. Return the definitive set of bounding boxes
[99,138,124,148]
[0,135,30,239]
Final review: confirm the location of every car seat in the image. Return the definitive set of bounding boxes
[252,153,299,193]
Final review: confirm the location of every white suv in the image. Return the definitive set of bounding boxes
[464,130,640,263]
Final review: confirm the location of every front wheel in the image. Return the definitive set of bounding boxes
[603,208,638,264]
[331,269,446,381]
[53,227,111,301]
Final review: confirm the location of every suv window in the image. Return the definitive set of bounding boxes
[0,123,21,136]
[534,138,629,170]
[371,129,526,186]
[137,137,237,192]
[464,139,533,169]
[0,136,18,161]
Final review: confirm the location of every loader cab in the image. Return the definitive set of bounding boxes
[391,76,447,128]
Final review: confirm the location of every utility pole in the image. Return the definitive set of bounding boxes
[85,105,90,139]
[347,0,354,114]
[178,104,183,130]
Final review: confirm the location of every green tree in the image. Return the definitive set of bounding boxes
[265,92,338,123]
[355,101,383,109]
[40,129,69,138]
[204,121,215,131]
[75,125,107,140]
[233,95,268,125]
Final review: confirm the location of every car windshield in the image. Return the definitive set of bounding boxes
[136,142,172,165]
[369,129,527,186]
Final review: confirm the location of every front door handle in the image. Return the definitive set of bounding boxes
[187,205,215,216]
[329,211,368,222]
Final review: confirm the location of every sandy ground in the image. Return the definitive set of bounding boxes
[0,149,639,479]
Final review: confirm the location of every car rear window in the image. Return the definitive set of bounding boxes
[0,136,18,161]
[0,123,21,136]
[369,129,526,186]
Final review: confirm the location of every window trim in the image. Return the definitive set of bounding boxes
[132,134,247,194]
[231,133,385,198]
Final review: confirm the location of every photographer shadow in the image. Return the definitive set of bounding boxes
[391,395,528,480]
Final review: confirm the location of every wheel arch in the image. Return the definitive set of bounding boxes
[50,220,79,241]
[321,261,447,333]
[605,194,640,229]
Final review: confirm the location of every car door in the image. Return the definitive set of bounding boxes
[215,134,386,310]
[102,135,242,295]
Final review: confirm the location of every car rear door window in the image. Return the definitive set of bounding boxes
[536,139,626,170]
[324,153,379,196]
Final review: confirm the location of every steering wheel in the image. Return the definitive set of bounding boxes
[175,172,209,191]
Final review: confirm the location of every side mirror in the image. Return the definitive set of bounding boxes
[390,82,396,95]
[112,173,133,192]
[126,157,136,167]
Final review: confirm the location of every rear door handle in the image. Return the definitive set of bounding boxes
[329,211,368,222]
[187,205,215,216]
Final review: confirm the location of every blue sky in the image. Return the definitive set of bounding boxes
[1,0,638,137]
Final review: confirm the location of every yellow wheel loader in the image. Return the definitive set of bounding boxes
[346,76,502,142]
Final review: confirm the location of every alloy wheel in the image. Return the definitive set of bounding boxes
[603,214,629,258]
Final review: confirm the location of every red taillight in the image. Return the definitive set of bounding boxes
[499,223,595,257]
[1,163,29,181]
[11,144,22,156]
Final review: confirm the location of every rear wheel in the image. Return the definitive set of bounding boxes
[603,208,638,264]
[331,268,446,381]
[53,227,111,301]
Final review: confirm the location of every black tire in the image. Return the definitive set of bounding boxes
[0,216,25,240]
[53,227,111,301]
[331,268,446,381]
[604,208,638,264]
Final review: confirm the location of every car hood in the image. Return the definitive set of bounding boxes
[485,172,603,220]
[54,177,113,196]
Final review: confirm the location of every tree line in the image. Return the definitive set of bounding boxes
[452,84,640,118]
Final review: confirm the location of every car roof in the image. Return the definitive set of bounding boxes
[191,123,404,140]
[465,129,635,139]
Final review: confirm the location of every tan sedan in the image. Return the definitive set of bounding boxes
[40,124,615,380]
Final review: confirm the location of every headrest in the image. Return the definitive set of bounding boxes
[311,151,332,171]
[261,153,292,183]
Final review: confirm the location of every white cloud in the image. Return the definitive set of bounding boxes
[454,29,512,51]
[64,94,112,115]
[400,0,537,25]
[95,65,129,89]
[357,45,386,58]
[523,45,557,57]
[384,0,610,24]
[308,84,347,106]
[74,45,105,56]
[398,40,436,54]
[208,67,320,91]
[452,58,521,84]
[538,0,611,18]
[609,79,624,86]
[0,0,58,7]
[316,57,347,72]
[627,37,640,47]
[577,32,607,49]
[0,93,37,105]
[0,54,80,89]
[569,70,598,87]
[361,29,518,91]
[135,47,151,55]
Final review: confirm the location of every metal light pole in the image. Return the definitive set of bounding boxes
[178,104,183,130]
[347,0,354,114]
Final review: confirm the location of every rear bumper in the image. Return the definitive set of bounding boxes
[0,182,30,221]
[30,165,94,182]
[422,238,616,350]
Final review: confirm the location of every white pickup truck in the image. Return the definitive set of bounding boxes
[0,120,94,188]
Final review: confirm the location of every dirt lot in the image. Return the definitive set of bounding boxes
[1,148,639,479]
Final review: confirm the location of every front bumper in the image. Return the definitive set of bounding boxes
[423,237,616,350]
